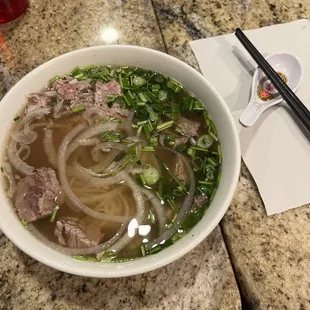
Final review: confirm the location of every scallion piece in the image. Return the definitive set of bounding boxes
[138,92,148,102]
[166,197,178,212]
[140,244,146,257]
[132,76,146,87]
[209,132,218,142]
[148,210,156,225]
[72,255,98,262]
[187,147,196,158]
[192,100,204,111]
[82,64,98,70]
[191,157,203,171]
[49,75,60,84]
[21,219,28,226]
[157,120,174,132]
[197,134,213,149]
[191,146,211,153]
[149,245,162,255]
[71,105,86,113]
[50,205,60,223]
[143,166,160,185]
[206,157,217,166]
[142,146,155,152]
[136,160,142,166]
[158,90,168,101]
[176,143,187,153]
[167,79,183,93]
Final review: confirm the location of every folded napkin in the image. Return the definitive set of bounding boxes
[190,19,310,215]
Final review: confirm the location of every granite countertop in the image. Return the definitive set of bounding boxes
[152,0,310,309]
[0,1,241,310]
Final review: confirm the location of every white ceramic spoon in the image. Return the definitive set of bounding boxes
[240,52,303,127]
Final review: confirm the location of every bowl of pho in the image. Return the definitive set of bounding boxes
[0,46,240,277]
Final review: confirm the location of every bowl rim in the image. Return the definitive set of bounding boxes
[0,45,241,277]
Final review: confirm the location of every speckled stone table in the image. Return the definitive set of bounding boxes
[0,1,241,310]
[152,0,310,309]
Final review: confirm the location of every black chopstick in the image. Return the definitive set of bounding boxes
[235,28,310,133]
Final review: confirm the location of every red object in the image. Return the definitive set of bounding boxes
[0,0,28,23]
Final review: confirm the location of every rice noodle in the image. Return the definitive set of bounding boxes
[16,144,31,161]
[8,140,34,175]
[28,223,126,256]
[103,172,147,255]
[82,107,108,125]
[141,188,168,235]
[2,161,16,198]
[125,110,134,136]
[11,107,50,144]
[43,129,58,168]
[58,124,130,223]
[145,147,195,251]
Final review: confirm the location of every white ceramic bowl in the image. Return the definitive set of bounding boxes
[0,46,240,277]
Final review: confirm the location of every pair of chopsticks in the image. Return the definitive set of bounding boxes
[235,28,310,133]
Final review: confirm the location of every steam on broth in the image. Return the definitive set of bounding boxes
[2,65,222,262]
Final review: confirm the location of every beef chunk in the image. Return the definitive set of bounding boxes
[173,157,189,184]
[53,78,91,100]
[194,195,208,207]
[14,168,62,222]
[174,117,200,146]
[176,117,200,137]
[95,80,122,105]
[55,217,102,248]
[27,93,51,112]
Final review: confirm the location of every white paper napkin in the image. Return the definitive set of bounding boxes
[190,19,310,215]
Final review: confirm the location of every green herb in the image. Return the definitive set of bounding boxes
[49,75,60,84]
[50,205,60,222]
[187,147,196,158]
[149,245,162,255]
[167,79,183,93]
[82,64,98,70]
[191,146,211,153]
[157,120,174,132]
[148,210,156,225]
[14,116,20,121]
[191,157,203,171]
[158,90,168,102]
[206,157,217,166]
[176,143,187,153]
[209,132,218,142]
[21,219,28,226]
[140,244,146,257]
[72,255,98,262]
[143,166,160,185]
[132,76,146,87]
[138,92,148,103]
[142,146,155,152]
[197,134,213,149]
[101,131,124,142]
[136,160,142,166]
[166,197,178,212]
[71,105,86,113]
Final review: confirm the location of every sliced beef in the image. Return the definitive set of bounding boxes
[14,168,62,222]
[27,93,51,112]
[194,195,208,207]
[53,78,91,100]
[55,217,102,248]
[174,117,200,146]
[95,80,122,105]
[173,157,189,184]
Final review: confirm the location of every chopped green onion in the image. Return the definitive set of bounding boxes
[72,255,98,262]
[82,64,98,70]
[218,145,222,164]
[157,120,174,132]
[74,73,84,80]
[157,158,187,192]
[151,84,161,93]
[146,105,158,122]
[148,210,156,225]
[101,131,123,142]
[199,180,215,186]
[21,219,28,226]
[136,160,142,166]
[50,205,59,223]
[140,245,146,257]
[138,92,148,102]
[137,102,146,106]
[71,105,86,113]
[14,116,20,121]
[106,94,119,103]
[191,146,211,153]
[49,75,60,84]
[197,134,213,149]
[171,213,178,224]
[137,173,146,186]
[123,92,133,107]
[158,90,168,101]
[166,135,175,142]
[167,79,183,93]
[143,166,160,185]
[142,146,155,152]
[176,143,187,153]
[191,157,203,170]
[137,120,148,126]
[209,132,218,141]
[206,157,217,166]
[192,100,204,111]
[171,104,180,121]
[149,245,162,255]
[132,76,146,87]
[149,136,159,146]
[187,147,196,158]
[166,197,178,212]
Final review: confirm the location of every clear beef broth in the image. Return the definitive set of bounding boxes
[3,65,221,262]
